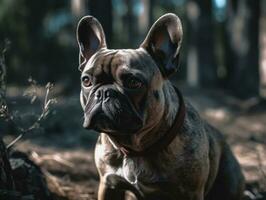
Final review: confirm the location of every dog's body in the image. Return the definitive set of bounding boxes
[76,14,245,200]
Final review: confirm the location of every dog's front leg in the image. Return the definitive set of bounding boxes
[183,190,204,200]
[98,173,144,200]
[98,180,125,200]
[98,174,125,200]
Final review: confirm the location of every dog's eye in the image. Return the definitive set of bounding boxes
[81,76,92,87]
[124,77,143,89]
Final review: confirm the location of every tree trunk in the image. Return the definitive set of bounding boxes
[186,0,217,87]
[89,0,113,46]
[259,0,266,97]
[124,0,139,47]
[0,139,15,191]
[225,0,260,98]
[71,0,87,17]
[148,0,154,28]
[0,139,20,200]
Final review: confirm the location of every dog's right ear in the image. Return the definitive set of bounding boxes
[140,13,183,78]
[76,16,107,71]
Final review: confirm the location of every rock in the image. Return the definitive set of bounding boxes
[0,137,54,200]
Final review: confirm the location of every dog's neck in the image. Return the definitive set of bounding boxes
[106,81,180,152]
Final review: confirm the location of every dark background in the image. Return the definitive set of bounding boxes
[0,0,266,199]
[0,0,265,99]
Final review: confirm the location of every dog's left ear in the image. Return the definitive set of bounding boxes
[140,13,183,77]
[76,16,107,71]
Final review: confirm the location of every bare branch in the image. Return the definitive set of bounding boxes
[5,84,56,149]
[0,43,56,149]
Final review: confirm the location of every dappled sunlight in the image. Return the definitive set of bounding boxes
[204,108,230,121]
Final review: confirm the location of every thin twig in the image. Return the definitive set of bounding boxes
[0,42,56,149]
[6,84,55,149]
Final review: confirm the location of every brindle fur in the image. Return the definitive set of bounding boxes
[76,13,245,200]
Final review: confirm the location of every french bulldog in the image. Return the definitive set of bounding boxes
[76,13,245,200]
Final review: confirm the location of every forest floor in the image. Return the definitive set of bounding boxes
[2,83,266,200]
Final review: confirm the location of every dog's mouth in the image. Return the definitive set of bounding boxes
[83,101,143,135]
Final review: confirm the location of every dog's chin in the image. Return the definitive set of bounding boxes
[83,113,143,135]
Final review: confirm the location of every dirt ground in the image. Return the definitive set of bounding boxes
[2,84,266,200]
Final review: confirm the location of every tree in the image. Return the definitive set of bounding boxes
[89,0,113,46]
[186,0,217,87]
[224,0,260,98]
[0,139,15,192]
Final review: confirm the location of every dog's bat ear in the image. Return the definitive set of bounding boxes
[140,13,183,78]
[76,16,107,71]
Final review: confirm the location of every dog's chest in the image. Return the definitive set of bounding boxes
[95,136,180,185]
[120,157,169,184]
[101,150,175,185]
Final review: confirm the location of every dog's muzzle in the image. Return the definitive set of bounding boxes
[83,86,143,135]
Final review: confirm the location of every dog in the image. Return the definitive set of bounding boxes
[76,13,245,200]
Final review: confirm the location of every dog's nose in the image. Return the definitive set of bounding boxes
[103,88,117,102]
[95,88,116,102]
[95,89,103,100]
[104,88,116,99]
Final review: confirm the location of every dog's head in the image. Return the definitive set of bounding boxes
[76,13,183,137]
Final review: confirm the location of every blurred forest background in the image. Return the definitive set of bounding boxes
[0,0,266,200]
[0,0,266,98]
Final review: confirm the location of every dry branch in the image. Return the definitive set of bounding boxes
[0,41,56,200]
